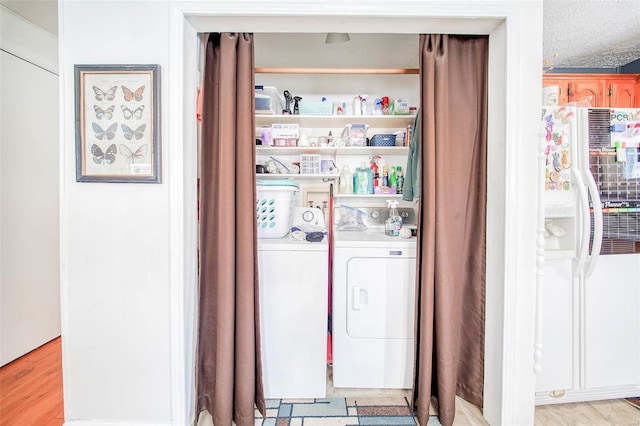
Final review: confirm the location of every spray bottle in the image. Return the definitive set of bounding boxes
[370,155,379,190]
[385,200,402,236]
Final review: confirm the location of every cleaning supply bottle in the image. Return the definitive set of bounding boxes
[355,162,370,194]
[381,165,389,188]
[366,165,374,194]
[389,166,397,193]
[385,200,402,236]
[396,166,404,195]
[339,165,353,194]
[370,156,379,190]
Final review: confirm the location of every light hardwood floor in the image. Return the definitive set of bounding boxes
[1,338,638,425]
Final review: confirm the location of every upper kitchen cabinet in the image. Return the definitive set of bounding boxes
[608,78,636,107]
[543,74,639,107]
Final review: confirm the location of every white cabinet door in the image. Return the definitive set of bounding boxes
[1,51,60,366]
[536,259,576,393]
[258,247,328,398]
[584,254,640,389]
[346,257,416,340]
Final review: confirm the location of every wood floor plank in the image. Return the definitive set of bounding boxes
[0,337,63,426]
[22,338,61,363]
[11,385,64,426]
[1,355,59,391]
[1,367,62,424]
[587,399,640,424]
[0,338,60,381]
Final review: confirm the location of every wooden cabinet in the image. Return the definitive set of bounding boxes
[543,74,639,107]
[570,78,606,106]
[609,79,636,107]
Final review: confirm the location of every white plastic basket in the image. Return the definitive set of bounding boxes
[256,182,298,238]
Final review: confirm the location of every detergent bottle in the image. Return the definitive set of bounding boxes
[355,162,372,194]
[339,164,353,194]
[385,200,402,236]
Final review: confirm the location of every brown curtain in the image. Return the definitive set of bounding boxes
[196,33,265,426]
[412,34,488,426]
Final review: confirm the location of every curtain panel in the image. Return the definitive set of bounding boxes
[412,34,488,426]
[196,32,265,426]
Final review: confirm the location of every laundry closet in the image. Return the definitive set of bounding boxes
[252,33,420,398]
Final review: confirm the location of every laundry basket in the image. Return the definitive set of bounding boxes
[256,180,299,238]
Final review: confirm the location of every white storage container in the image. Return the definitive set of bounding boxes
[300,154,321,174]
[256,181,298,238]
[255,86,283,114]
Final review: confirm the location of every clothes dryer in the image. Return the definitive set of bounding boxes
[331,206,417,388]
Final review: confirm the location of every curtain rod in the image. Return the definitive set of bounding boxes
[255,67,419,75]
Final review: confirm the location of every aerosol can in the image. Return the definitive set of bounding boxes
[385,200,402,236]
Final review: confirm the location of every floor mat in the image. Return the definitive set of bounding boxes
[625,397,640,410]
[255,397,442,425]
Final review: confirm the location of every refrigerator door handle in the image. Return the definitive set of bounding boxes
[583,169,603,277]
[572,168,590,277]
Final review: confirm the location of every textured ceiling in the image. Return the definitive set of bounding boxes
[3,0,640,69]
[543,0,640,68]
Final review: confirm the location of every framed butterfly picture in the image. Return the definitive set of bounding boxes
[74,64,160,183]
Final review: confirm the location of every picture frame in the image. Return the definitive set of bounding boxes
[74,64,161,183]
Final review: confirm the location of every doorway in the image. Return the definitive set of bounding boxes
[171,6,542,425]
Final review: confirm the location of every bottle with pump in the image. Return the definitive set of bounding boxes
[385,200,402,236]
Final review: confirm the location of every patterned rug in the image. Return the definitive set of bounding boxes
[255,397,442,426]
[625,397,640,411]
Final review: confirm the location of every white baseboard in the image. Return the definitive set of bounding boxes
[535,385,640,405]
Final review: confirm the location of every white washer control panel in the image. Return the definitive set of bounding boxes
[292,207,326,228]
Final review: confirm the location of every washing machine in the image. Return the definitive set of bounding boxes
[258,207,329,398]
[331,205,417,389]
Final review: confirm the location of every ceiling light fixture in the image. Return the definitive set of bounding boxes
[325,33,350,44]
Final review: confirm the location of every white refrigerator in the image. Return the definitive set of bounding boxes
[536,106,640,404]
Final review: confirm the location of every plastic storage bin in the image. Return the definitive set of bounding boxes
[298,101,334,115]
[255,86,283,114]
[370,134,397,146]
[300,154,321,174]
[256,180,299,238]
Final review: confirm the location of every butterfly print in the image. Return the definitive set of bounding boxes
[91,143,117,165]
[121,123,146,140]
[121,105,145,120]
[92,122,118,140]
[94,105,115,120]
[120,144,148,164]
[92,86,117,101]
[121,85,145,102]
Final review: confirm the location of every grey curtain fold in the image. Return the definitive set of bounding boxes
[196,32,265,426]
[412,34,488,426]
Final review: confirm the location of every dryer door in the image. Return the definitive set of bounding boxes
[346,255,416,339]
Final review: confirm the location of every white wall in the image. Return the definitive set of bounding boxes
[59,1,542,425]
[0,6,60,365]
[59,1,172,423]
